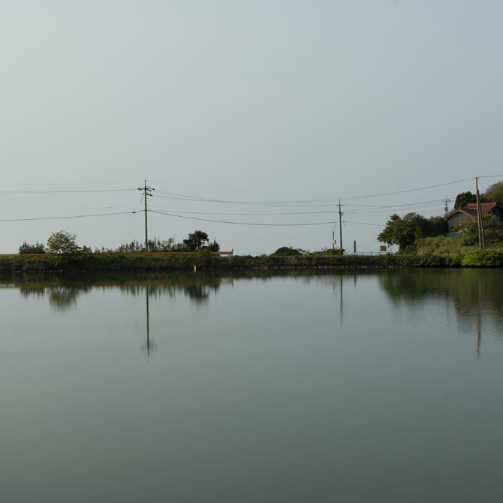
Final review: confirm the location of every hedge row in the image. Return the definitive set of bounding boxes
[3,250,503,273]
[0,251,481,274]
[462,250,503,267]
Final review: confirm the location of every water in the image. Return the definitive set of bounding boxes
[1,270,502,503]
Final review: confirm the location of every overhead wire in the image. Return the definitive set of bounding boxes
[149,210,338,227]
[154,178,471,206]
[0,188,137,194]
[0,210,140,223]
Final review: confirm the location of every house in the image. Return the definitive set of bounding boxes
[446,202,503,231]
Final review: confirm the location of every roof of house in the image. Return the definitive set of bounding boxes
[461,202,497,217]
[446,201,498,221]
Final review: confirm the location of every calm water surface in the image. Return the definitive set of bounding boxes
[1,270,502,502]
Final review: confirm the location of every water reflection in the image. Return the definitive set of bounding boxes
[379,269,503,356]
[8,270,502,356]
[14,273,226,308]
[143,287,155,358]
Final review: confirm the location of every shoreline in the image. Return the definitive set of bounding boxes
[0,250,500,273]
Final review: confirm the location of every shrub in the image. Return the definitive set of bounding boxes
[313,248,345,256]
[462,250,503,267]
[272,247,303,256]
[19,242,45,254]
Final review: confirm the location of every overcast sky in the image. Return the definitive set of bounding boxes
[1,0,502,254]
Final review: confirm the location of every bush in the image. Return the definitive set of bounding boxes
[271,247,303,256]
[312,248,345,256]
[462,214,503,246]
[462,250,503,267]
[46,231,90,255]
[19,242,45,254]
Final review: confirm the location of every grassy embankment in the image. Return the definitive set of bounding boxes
[0,251,402,273]
[1,236,503,274]
[1,246,501,273]
[416,235,503,267]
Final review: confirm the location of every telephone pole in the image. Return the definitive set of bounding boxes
[475,177,485,249]
[443,198,451,217]
[138,180,155,252]
[338,200,343,252]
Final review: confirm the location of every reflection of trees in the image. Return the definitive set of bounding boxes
[379,270,503,333]
[15,273,226,310]
[20,285,90,311]
[48,287,87,311]
[13,271,371,311]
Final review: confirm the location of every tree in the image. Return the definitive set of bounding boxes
[208,240,220,252]
[378,213,448,250]
[454,191,476,209]
[272,247,303,256]
[47,231,80,254]
[485,181,503,206]
[183,230,209,251]
[19,242,45,254]
[462,214,503,246]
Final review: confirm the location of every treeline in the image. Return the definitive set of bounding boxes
[378,214,448,250]
[19,230,220,255]
[378,181,503,251]
[455,181,503,208]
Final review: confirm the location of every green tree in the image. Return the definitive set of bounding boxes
[183,230,209,251]
[272,247,303,256]
[47,231,80,254]
[19,242,45,254]
[462,214,503,246]
[454,191,476,209]
[208,240,220,252]
[378,213,448,250]
[485,181,503,206]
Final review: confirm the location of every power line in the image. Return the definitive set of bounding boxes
[148,200,444,217]
[0,211,139,223]
[149,210,338,226]
[154,178,471,205]
[343,220,384,227]
[0,188,137,194]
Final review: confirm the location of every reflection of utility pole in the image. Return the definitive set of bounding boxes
[143,287,154,358]
[476,279,482,358]
[339,275,344,327]
[338,201,343,252]
[475,177,485,249]
[138,180,155,252]
[476,309,481,358]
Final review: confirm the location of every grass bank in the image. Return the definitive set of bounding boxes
[0,250,475,274]
[416,236,503,267]
[2,243,503,274]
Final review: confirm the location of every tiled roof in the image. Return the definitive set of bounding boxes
[461,202,497,217]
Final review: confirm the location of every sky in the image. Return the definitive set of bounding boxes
[1,0,502,254]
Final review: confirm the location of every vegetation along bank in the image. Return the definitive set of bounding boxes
[1,248,502,274]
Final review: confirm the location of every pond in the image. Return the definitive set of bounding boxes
[1,270,502,502]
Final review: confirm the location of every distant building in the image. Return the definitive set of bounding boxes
[446,202,503,231]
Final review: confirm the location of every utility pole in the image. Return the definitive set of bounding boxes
[475,177,485,249]
[443,198,451,217]
[338,200,343,252]
[138,180,155,252]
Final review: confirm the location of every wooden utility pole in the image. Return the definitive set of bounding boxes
[138,180,155,252]
[338,200,343,252]
[443,198,451,217]
[475,177,485,249]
